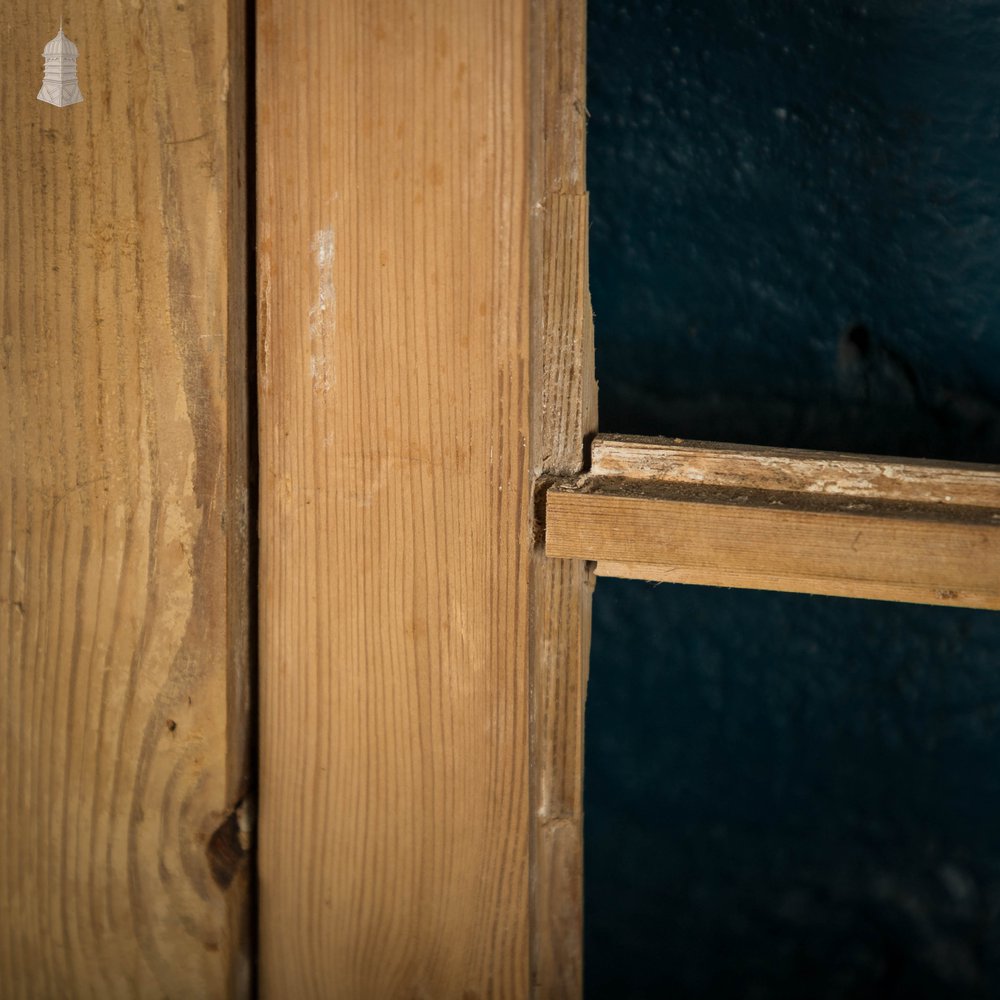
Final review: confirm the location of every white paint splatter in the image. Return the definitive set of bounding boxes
[309,228,336,393]
[310,355,332,392]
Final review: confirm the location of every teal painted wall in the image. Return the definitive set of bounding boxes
[585,3,1000,997]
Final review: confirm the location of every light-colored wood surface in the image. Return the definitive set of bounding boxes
[593,559,1000,607]
[257,0,552,995]
[529,1,595,995]
[592,434,1000,508]
[547,437,1000,609]
[0,4,249,997]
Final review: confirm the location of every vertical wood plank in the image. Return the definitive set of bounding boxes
[529,1,596,994]
[258,0,593,995]
[0,3,250,996]
[257,0,533,992]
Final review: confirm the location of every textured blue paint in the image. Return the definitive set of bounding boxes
[589,0,1000,457]
[587,587,1000,998]
[585,2,1000,997]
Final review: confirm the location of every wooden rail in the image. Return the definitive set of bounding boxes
[546,435,1000,609]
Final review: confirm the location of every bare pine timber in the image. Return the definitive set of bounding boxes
[0,4,250,997]
[529,1,596,996]
[546,435,1000,609]
[257,0,594,996]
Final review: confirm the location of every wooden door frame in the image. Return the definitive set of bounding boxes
[4,1,996,997]
[255,0,1000,996]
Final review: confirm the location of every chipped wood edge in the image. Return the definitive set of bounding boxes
[591,434,1000,509]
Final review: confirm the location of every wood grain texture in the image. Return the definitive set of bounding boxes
[257,0,538,996]
[592,434,1000,508]
[0,3,250,997]
[547,472,1000,609]
[529,1,595,996]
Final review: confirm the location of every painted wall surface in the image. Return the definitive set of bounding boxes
[585,2,1000,997]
